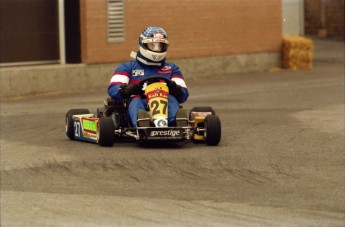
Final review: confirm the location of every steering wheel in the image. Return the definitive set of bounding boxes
[138,76,171,87]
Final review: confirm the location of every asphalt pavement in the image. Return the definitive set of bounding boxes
[0,38,344,226]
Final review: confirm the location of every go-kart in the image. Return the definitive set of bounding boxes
[65,76,221,146]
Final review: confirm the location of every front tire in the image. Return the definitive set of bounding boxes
[204,115,221,146]
[98,117,115,147]
[65,109,90,140]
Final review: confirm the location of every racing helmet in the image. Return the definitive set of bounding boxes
[139,26,169,62]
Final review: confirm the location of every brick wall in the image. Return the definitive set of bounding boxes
[305,0,345,38]
[80,0,282,64]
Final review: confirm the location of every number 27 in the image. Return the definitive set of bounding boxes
[150,100,168,115]
[74,121,81,137]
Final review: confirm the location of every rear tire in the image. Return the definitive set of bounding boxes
[204,115,221,146]
[98,117,115,147]
[65,109,90,140]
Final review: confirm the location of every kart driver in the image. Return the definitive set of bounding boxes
[107,26,189,127]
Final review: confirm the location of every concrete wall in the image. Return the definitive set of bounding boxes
[0,52,280,98]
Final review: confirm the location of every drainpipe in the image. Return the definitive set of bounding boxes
[58,0,66,64]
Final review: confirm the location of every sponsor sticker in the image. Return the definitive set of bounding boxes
[146,89,169,100]
[158,66,172,74]
[153,118,168,127]
[83,131,98,140]
[132,70,144,76]
[82,119,97,133]
[161,66,171,71]
[146,129,184,140]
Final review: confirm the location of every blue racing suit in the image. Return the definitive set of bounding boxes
[107,56,189,127]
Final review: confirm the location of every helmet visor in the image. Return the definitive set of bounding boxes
[144,42,168,53]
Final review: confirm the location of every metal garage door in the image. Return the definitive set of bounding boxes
[282,0,305,36]
[0,0,59,66]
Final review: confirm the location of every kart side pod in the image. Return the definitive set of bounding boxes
[193,116,206,140]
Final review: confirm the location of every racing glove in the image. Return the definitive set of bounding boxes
[120,83,143,98]
[167,81,183,101]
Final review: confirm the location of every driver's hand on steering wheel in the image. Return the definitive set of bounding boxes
[120,83,143,98]
[167,81,183,100]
